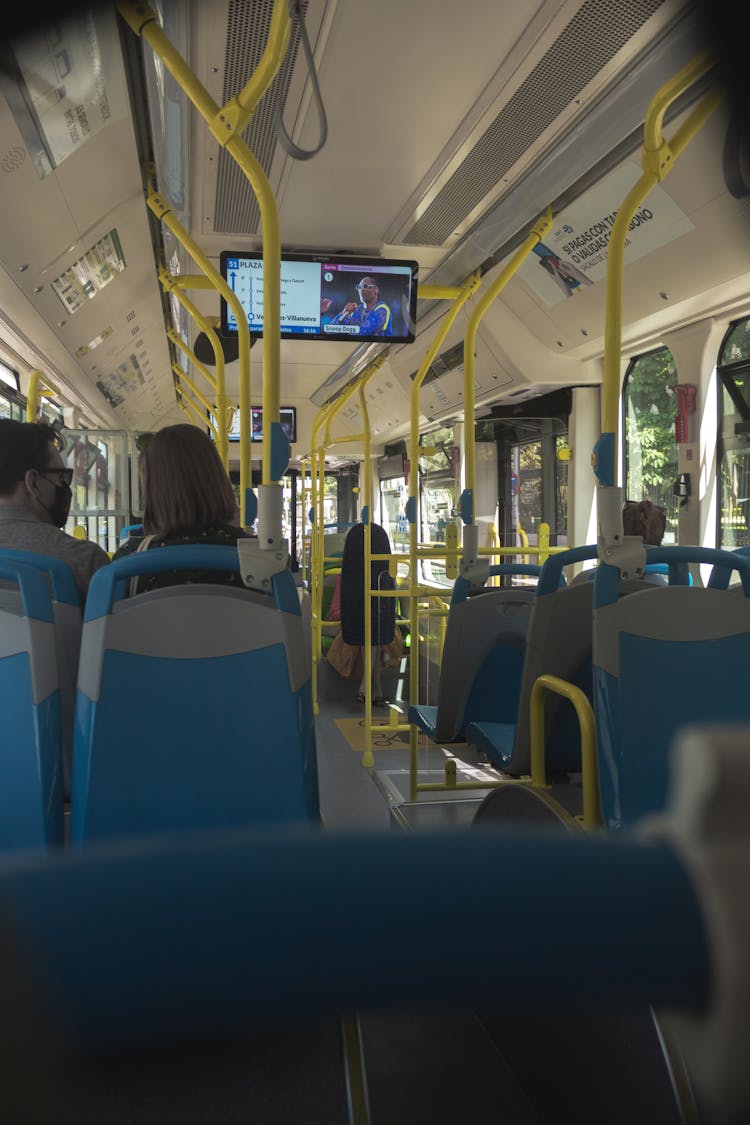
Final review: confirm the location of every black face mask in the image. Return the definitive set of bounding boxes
[45,481,72,529]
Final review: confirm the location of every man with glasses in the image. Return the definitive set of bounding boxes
[324,275,392,337]
[0,419,109,599]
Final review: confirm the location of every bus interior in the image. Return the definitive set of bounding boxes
[0,0,748,1121]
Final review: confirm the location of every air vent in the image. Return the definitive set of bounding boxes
[409,340,465,387]
[400,0,664,246]
[213,0,309,233]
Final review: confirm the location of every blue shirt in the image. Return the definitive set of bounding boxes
[333,301,392,336]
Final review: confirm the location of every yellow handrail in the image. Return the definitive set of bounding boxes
[529,674,600,830]
[407,273,480,799]
[119,0,291,545]
[591,48,725,607]
[26,370,61,422]
[602,52,720,438]
[461,209,552,551]
[144,171,249,517]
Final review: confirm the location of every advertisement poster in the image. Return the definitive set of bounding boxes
[52,230,126,315]
[518,162,695,306]
[12,8,126,167]
[97,355,144,408]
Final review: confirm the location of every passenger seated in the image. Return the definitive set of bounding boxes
[0,419,110,600]
[622,498,666,545]
[573,499,668,584]
[112,424,253,594]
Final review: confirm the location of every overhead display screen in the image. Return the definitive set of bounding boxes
[220,252,418,343]
[226,406,297,444]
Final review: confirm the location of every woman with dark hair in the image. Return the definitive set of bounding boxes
[340,521,396,705]
[113,423,252,593]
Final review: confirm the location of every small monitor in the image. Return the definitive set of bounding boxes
[227,406,296,444]
[219,252,418,343]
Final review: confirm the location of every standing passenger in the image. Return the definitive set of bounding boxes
[0,419,110,600]
[113,424,253,594]
[340,521,396,705]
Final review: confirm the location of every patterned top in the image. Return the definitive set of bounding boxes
[112,523,253,594]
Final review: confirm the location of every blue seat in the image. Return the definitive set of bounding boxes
[71,545,319,843]
[0,549,81,797]
[593,545,750,829]
[119,523,144,544]
[466,546,651,781]
[0,557,64,850]
[408,565,541,745]
[707,543,750,590]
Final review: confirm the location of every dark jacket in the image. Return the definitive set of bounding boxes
[340,522,396,647]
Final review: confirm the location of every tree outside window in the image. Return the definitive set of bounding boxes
[623,347,678,541]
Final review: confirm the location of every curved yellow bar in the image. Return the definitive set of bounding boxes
[147,186,252,511]
[25,370,61,423]
[529,674,600,830]
[121,1,289,534]
[463,208,552,501]
[602,52,720,435]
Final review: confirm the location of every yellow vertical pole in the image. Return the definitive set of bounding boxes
[596,52,723,567]
[309,359,385,729]
[537,522,550,567]
[167,280,228,460]
[312,444,326,713]
[308,395,347,714]
[406,277,480,800]
[601,52,719,440]
[460,209,552,573]
[145,179,247,512]
[300,457,310,586]
[25,371,41,422]
[25,371,60,422]
[118,0,292,545]
[359,381,374,768]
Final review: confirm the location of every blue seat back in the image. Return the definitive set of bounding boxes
[72,546,319,843]
[0,549,81,796]
[707,543,750,589]
[504,545,652,777]
[593,546,750,829]
[0,557,63,849]
[416,566,539,743]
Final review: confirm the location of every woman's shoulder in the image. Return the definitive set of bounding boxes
[112,537,142,561]
[200,523,254,543]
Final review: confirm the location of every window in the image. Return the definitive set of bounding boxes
[0,361,24,421]
[623,347,678,542]
[0,361,19,393]
[418,427,457,587]
[717,317,750,548]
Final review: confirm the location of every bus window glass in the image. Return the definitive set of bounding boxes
[718,317,750,548]
[623,347,678,542]
[0,362,19,393]
[556,433,569,542]
[476,405,569,564]
[380,477,409,556]
[61,429,130,553]
[0,387,24,421]
[322,470,340,533]
[418,427,456,588]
